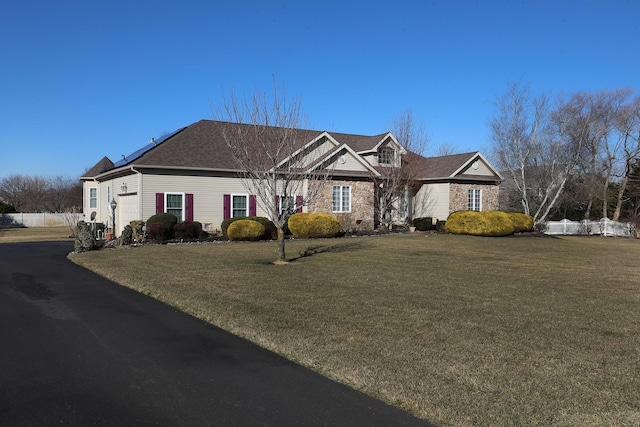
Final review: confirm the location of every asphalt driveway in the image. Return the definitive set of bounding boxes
[0,242,431,426]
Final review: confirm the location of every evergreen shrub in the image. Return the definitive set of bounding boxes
[445,210,515,237]
[120,224,133,245]
[74,221,97,252]
[227,219,265,241]
[146,213,178,242]
[413,217,436,231]
[146,213,178,229]
[174,221,203,240]
[146,222,172,243]
[506,212,535,232]
[288,213,341,238]
[221,216,277,240]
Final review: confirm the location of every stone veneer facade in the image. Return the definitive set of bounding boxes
[449,183,500,212]
[309,180,375,231]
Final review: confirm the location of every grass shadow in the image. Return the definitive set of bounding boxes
[288,241,366,262]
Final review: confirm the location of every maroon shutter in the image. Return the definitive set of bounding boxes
[156,193,164,214]
[249,195,257,216]
[223,194,231,219]
[295,196,303,213]
[185,194,194,222]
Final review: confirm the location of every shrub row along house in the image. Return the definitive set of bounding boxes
[81,119,502,236]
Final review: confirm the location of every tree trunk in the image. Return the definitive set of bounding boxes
[612,175,629,221]
[277,226,286,263]
[602,176,610,219]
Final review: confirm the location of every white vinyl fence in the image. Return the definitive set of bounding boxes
[544,218,636,238]
[0,212,85,228]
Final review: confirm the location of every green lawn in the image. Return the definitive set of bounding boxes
[68,234,640,426]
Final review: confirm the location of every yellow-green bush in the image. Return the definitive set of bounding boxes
[288,213,341,238]
[445,210,516,237]
[506,212,535,232]
[227,219,265,241]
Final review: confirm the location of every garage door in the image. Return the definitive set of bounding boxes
[117,194,139,236]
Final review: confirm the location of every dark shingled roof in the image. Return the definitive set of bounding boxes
[83,156,114,177]
[89,120,392,174]
[410,151,481,180]
[83,120,498,183]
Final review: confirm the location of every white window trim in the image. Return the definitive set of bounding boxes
[378,147,396,165]
[278,195,298,215]
[468,188,482,211]
[165,192,185,221]
[89,188,97,209]
[231,193,249,218]
[332,185,351,213]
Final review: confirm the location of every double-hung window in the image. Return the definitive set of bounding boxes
[378,148,395,165]
[232,194,248,218]
[468,188,482,211]
[166,193,185,221]
[332,185,351,213]
[89,188,97,209]
[279,195,295,216]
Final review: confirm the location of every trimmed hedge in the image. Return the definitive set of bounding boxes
[145,213,178,241]
[174,221,203,240]
[506,212,535,232]
[288,213,341,238]
[413,217,436,231]
[147,222,172,242]
[227,219,265,241]
[146,213,178,228]
[221,216,277,240]
[445,210,516,237]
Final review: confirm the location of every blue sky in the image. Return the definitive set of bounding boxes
[2,0,639,178]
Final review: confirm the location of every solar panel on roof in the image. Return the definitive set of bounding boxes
[113,127,186,167]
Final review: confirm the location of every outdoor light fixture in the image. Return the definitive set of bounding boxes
[110,198,117,235]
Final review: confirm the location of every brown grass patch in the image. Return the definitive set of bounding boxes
[68,235,640,426]
[0,227,73,243]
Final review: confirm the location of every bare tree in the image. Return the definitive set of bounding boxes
[215,81,332,263]
[0,174,83,213]
[489,82,549,217]
[612,96,640,221]
[0,174,47,212]
[374,109,429,229]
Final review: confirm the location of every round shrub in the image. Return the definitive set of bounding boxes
[227,219,265,241]
[173,221,203,240]
[287,213,341,238]
[221,216,277,240]
[445,210,515,237]
[147,213,177,229]
[506,212,535,232]
[413,217,436,231]
[146,222,172,243]
[146,213,178,241]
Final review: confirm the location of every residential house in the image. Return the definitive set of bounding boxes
[81,120,502,236]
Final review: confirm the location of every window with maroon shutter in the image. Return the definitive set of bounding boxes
[249,195,257,216]
[185,194,194,222]
[295,196,303,213]
[156,193,164,215]
[223,194,231,219]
